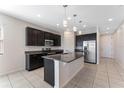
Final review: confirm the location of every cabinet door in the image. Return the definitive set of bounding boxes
[32,30,38,46]
[44,32,51,40]
[50,33,54,40]
[76,35,83,46]
[53,34,61,46]
[26,27,37,46]
[26,28,32,45]
[45,32,56,40]
[26,27,45,46]
[52,34,56,46]
[37,30,45,46]
[44,58,54,87]
[56,35,61,46]
[26,54,45,71]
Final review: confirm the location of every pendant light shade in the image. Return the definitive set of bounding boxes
[63,5,68,27]
[78,20,82,34]
[63,20,68,27]
[73,26,77,32]
[73,14,77,32]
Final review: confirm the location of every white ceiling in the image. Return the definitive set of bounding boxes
[0,5,124,34]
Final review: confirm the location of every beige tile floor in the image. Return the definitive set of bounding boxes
[0,58,124,88]
[0,68,52,88]
[64,58,124,88]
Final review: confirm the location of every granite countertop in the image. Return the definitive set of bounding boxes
[25,49,63,55]
[43,52,84,63]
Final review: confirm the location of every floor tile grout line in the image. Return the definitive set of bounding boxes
[7,74,13,88]
[113,62,124,82]
[20,71,36,88]
[106,62,111,88]
[32,69,48,84]
[33,69,44,79]
[91,65,97,88]
[21,69,52,88]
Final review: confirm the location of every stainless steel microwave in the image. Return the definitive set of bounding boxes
[45,39,54,46]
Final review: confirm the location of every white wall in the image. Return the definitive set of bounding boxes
[113,23,124,68]
[62,31,75,53]
[0,13,61,76]
[0,25,3,54]
[100,34,114,58]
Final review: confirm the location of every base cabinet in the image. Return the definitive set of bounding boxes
[25,50,63,71]
[26,54,46,71]
[44,58,54,87]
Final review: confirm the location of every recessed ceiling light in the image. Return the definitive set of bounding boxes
[67,17,71,20]
[106,27,110,30]
[37,14,41,17]
[56,24,60,27]
[83,24,86,28]
[108,18,113,22]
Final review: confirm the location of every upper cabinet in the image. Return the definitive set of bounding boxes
[76,35,83,46]
[26,27,45,46]
[37,30,45,46]
[44,32,61,46]
[26,27,61,46]
[76,33,96,47]
[44,32,52,40]
[52,34,61,46]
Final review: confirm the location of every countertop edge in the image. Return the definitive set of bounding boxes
[42,52,84,63]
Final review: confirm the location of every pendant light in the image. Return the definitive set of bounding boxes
[73,14,77,32]
[78,20,82,34]
[63,5,68,27]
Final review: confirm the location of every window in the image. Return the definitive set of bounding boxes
[0,25,3,54]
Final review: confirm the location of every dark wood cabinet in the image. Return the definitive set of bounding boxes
[44,32,51,40]
[76,33,96,47]
[26,27,45,46]
[53,34,61,46]
[26,27,37,46]
[76,35,83,46]
[26,27,61,46]
[44,58,54,87]
[26,53,46,71]
[25,50,63,71]
[37,30,45,46]
[45,32,61,46]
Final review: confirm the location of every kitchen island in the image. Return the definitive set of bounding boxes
[43,52,84,88]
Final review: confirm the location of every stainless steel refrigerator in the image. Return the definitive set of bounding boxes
[83,40,96,64]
